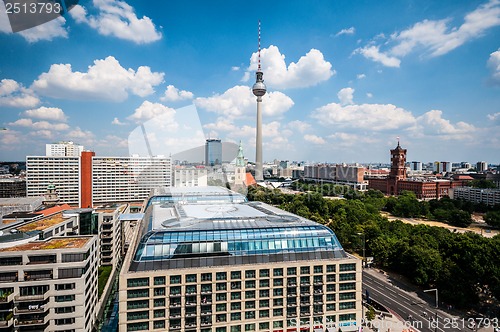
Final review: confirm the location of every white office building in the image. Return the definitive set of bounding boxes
[46,142,84,157]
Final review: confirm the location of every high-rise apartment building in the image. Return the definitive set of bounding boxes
[205,139,222,166]
[118,187,362,332]
[0,209,100,332]
[476,161,488,172]
[46,142,84,157]
[172,166,208,187]
[26,155,171,206]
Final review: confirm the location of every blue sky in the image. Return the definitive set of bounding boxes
[1,0,499,164]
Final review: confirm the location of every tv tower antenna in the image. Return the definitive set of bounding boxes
[252,20,267,182]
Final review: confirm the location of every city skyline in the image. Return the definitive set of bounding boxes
[1,0,500,163]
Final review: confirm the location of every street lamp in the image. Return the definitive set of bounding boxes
[424,288,438,332]
[357,232,366,268]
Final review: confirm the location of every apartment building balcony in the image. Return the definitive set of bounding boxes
[0,316,13,328]
[169,325,181,330]
[14,315,48,327]
[14,304,48,315]
[0,293,14,303]
[14,294,48,302]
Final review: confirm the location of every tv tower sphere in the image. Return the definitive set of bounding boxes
[252,73,267,97]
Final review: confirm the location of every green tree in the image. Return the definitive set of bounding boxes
[470,179,497,189]
[484,210,500,227]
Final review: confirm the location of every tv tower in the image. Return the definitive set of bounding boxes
[252,20,266,182]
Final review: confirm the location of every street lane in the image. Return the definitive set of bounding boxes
[362,269,467,332]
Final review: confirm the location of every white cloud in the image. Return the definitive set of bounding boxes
[312,102,415,131]
[32,56,164,101]
[337,87,355,105]
[487,112,500,122]
[335,27,355,37]
[195,85,294,119]
[70,0,162,44]
[127,101,176,124]
[328,132,379,147]
[357,74,366,79]
[353,45,401,68]
[286,120,311,133]
[487,48,500,84]
[366,93,373,98]
[203,118,238,132]
[304,134,326,145]
[0,79,40,108]
[112,117,126,125]
[22,106,67,122]
[231,66,240,71]
[245,46,334,89]
[18,16,68,42]
[67,127,96,146]
[9,118,69,131]
[160,85,194,102]
[357,0,500,66]
[411,110,476,139]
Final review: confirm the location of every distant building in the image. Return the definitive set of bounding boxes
[368,142,470,199]
[410,161,422,172]
[303,164,367,190]
[452,187,500,206]
[0,178,26,198]
[433,161,452,174]
[26,154,171,206]
[461,162,471,169]
[205,139,222,166]
[476,161,488,172]
[46,141,84,157]
[172,166,208,187]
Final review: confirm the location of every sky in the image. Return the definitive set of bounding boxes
[0,0,499,164]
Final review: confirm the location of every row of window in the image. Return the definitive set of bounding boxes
[127,265,355,288]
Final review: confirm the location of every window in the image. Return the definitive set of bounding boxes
[127,310,149,321]
[245,301,255,309]
[55,306,75,314]
[339,273,356,281]
[259,322,269,330]
[154,276,165,285]
[245,311,255,319]
[231,292,241,300]
[259,279,269,287]
[326,303,335,311]
[216,314,227,323]
[273,321,284,328]
[154,287,165,296]
[231,302,241,310]
[56,283,75,290]
[154,309,165,318]
[313,265,323,274]
[326,274,336,282]
[58,268,84,279]
[216,282,227,291]
[153,320,165,329]
[216,272,227,280]
[55,318,75,325]
[245,323,255,331]
[169,275,181,284]
[259,299,269,307]
[245,270,256,278]
[216,303,227,312]
[259,289,269,297]
[186,274,197,283]
[231,271,241,279]
[287,267,296,275]
[273,308,283,316]
[259,269,269,277]
[273,278,283,286]
[300,266,310,274]
[201,273,212,281]
[245,291,255,299]
[273,288,283,296]
[259,309,269,318]
[170,286,181,295]
[339,302,356,310]
[326,265,336,272]
[154,298,165,307]
[216,293,227,301]
[128,300,149,310]
[245,280,255,289]
[326,294,335,301]
[339,292,356,300]
[273,298,283,306]
[216,327,227,332]
[231,326,241,332]
[339,263,356,272]
[273,268,283,276]
[231,312,241,321]
[326,284,335,292]
[339,313,356,321]
[55,294,75,302]
[339,283,355,291]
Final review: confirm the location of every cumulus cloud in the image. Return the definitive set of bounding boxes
[18,16,68,42]
[195,85,294,119]
[355,0,500,66]
[328,132,379,147]
[0,79,40,108]
[487,112,500,122]
[127,101,176,124]
[313,102,415,131]
[488,48,500,84]
[411,110,476,139]
[9,118,69,131]
[353,45,401,68]
[70,0,162,44]
[160,85,194,102]
[337,87,355,105]
[357,74,366,79]
[22,106,67,122]
[335,27,355,37]
[32,56,164,101]
[304,134,326,144]
[112,117,126,125]
[286,120,311,133]
[244,45,334,89]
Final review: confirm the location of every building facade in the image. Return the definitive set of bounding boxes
[118,187,362,332]
[0,179,26,198]
[46,142,84,157]
[26,155,171,206]
[452,187,500,206]
[303,164,367,190]
[172,166,208,188]
[205,139,222,167]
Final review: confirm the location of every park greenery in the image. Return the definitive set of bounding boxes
[247,183,500,313]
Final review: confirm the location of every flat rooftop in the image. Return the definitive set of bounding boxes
[0,236,91,252]
[17,212,66,232]
[129,186,348,271]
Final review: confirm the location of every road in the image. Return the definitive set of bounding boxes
[362,269,475,332]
